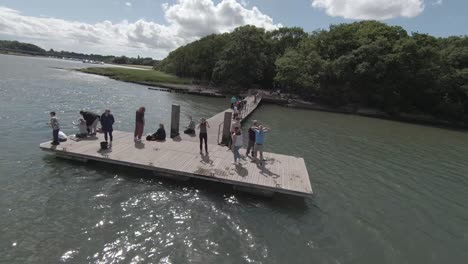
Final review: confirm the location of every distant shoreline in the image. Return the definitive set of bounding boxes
[76,66,468,130]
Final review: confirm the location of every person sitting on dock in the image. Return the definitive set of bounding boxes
[184,116,196,135]
[100,109,115,145]
[146,123,166,141]
[72,118,88,138]
[80,110,100,135]
[253,125,270,162]
[197,118,210,154]
[58,131,68,142]
[48,111,60,145]
[134,107,145,142]
[246,120,258,157]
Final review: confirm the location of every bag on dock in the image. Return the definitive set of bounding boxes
[100,141,108,149]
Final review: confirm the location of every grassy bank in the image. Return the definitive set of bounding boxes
[78,67,191,86]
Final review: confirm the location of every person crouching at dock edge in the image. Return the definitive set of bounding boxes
[101,109,115,145]
[80,110,99,135]
[134,107,145,142]
[49,111,60,145]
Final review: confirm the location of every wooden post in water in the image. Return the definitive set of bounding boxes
[221,111,232,145]
[170,104,180,138]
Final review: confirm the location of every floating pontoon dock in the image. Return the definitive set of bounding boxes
[39,95,313,197]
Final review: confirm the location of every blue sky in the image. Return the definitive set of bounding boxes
[0,0,466,58]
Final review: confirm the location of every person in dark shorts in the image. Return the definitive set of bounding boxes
[197,118,210,154]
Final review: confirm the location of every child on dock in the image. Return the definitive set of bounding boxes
[48,111,60,145]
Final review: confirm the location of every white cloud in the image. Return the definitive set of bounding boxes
[0,0,280,58]
[125,2,132,7]
[432,0,443,6]
[311,0,425,20]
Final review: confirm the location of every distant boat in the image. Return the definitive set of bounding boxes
[82,59,103,64]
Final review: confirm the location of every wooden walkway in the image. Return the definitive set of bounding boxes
[181,95,262,145]
[39,95,313,197]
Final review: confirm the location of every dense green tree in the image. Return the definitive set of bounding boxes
[275,39,323,97]
[212,26,272,88]
[157,21,467,123]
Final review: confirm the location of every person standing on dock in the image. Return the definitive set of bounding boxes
[246,120,258,157]
[48,111,60,145]
[253,125,270,162]
[100,109,115,145]
[230,96,237,109]
[80,110,99,135]
[197,118,210,154]
[231,126,243,165]
[134,107,145,142]
[229,117,241,148]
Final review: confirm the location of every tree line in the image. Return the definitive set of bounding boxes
[0,40,159,66]
[158,21,468,124]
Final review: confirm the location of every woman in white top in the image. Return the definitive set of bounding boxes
[231,126,243,165]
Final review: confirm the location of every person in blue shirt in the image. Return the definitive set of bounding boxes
[253,125,270,162]
[230,96,237,109]
[100,109,115,145]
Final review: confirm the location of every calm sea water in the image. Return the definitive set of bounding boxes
[0,54,467,264]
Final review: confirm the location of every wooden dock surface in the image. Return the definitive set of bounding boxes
[40,131,312,197]
[39,95,313,197]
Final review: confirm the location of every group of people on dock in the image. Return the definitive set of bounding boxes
[47,96,269,165]
[230,96,247,119]
[48,110,115,146]
[231,118,270,165]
